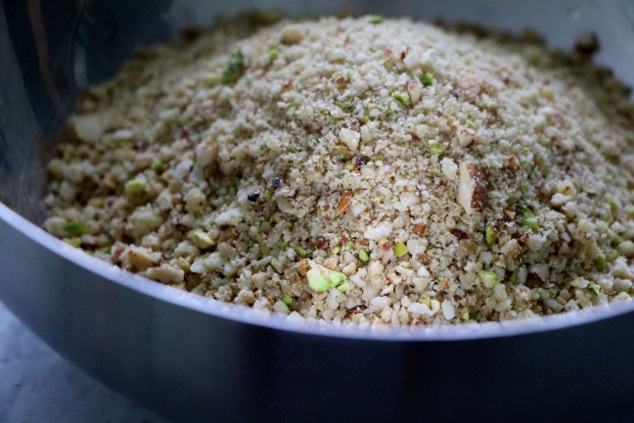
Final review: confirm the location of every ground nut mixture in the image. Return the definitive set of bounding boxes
[44,16,634,325]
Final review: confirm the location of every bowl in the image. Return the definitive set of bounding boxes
[2,1,634,421]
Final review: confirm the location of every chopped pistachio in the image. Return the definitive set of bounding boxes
[589,282,601,296]
[125,179,147,197]
[593,254,606,271]
[221,50,245,85]
[509,271,519,284]
[385,108,395,116]
[63,237,82,248]
[280,242,289,251]
[359,249,371,262]
[346,70,353,82]
[151,158,165,171]
[191,231,215,249]
[177,257,191,272]
[264,189,272,201]
[64,220,87,235]
[485,225,497,246]
[337,281,352,293]
[608,199,620,212]
[420,295,431,306]
[335,101,354,109]
[281,294,292,306]
[467,120,478,130]
[344,242,353,251]
[367,15,384,24]
[306,260,347,292]
[428,139,441,156]
[479,270,500,288]
[461,307,470,321]
[521,206,539,230]
[344,160,354,171]
[331,246,341,255]
[176,117,187,128]
[392,91,409,105]
[420,72,433,87]
[306,268,331,291]
[296,246,308,258]
[393,242,409,257]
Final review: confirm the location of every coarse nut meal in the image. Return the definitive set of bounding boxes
[43,14,634,326]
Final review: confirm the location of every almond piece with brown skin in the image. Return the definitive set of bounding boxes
[457,161,487,215]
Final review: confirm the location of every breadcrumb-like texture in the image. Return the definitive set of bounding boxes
[44,16,634,326]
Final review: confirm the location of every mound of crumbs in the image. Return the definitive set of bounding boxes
[43,15,634,326]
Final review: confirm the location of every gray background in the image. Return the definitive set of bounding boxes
[0,300,171,423]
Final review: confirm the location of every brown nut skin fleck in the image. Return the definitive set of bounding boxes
[314,236,330,250]
[450,228,470,240]
[507,155,521,172]
[295,259,309,276]
[439,278,450,291]
[336,190,353,213]
[458,161,488,214]
[412,223,427,236]
[469,164,488,210]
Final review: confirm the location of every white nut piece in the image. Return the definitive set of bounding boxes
[441,157,458,180]
[457,127,476,147]
[339,128,360,151]
[457,161,487,215]
[70,114,105,143]
[146,264,185,284]
[407,78,423,105]
[195,142,219,168]
[121,245,155,271]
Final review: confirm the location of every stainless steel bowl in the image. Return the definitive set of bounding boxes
[2,1,634,421]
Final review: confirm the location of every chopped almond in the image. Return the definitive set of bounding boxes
[458,161,487,215]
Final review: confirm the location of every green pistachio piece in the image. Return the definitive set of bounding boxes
[125,179,147,197]
[479,270,500,288]
[485,225,497,246]
[191,231,215,249]
[521,206,539,230]
[221,50,245,85]
[393,242,409,257]
[64,220,87,235]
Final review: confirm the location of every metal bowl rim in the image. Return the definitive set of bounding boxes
[3,202,631,342]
